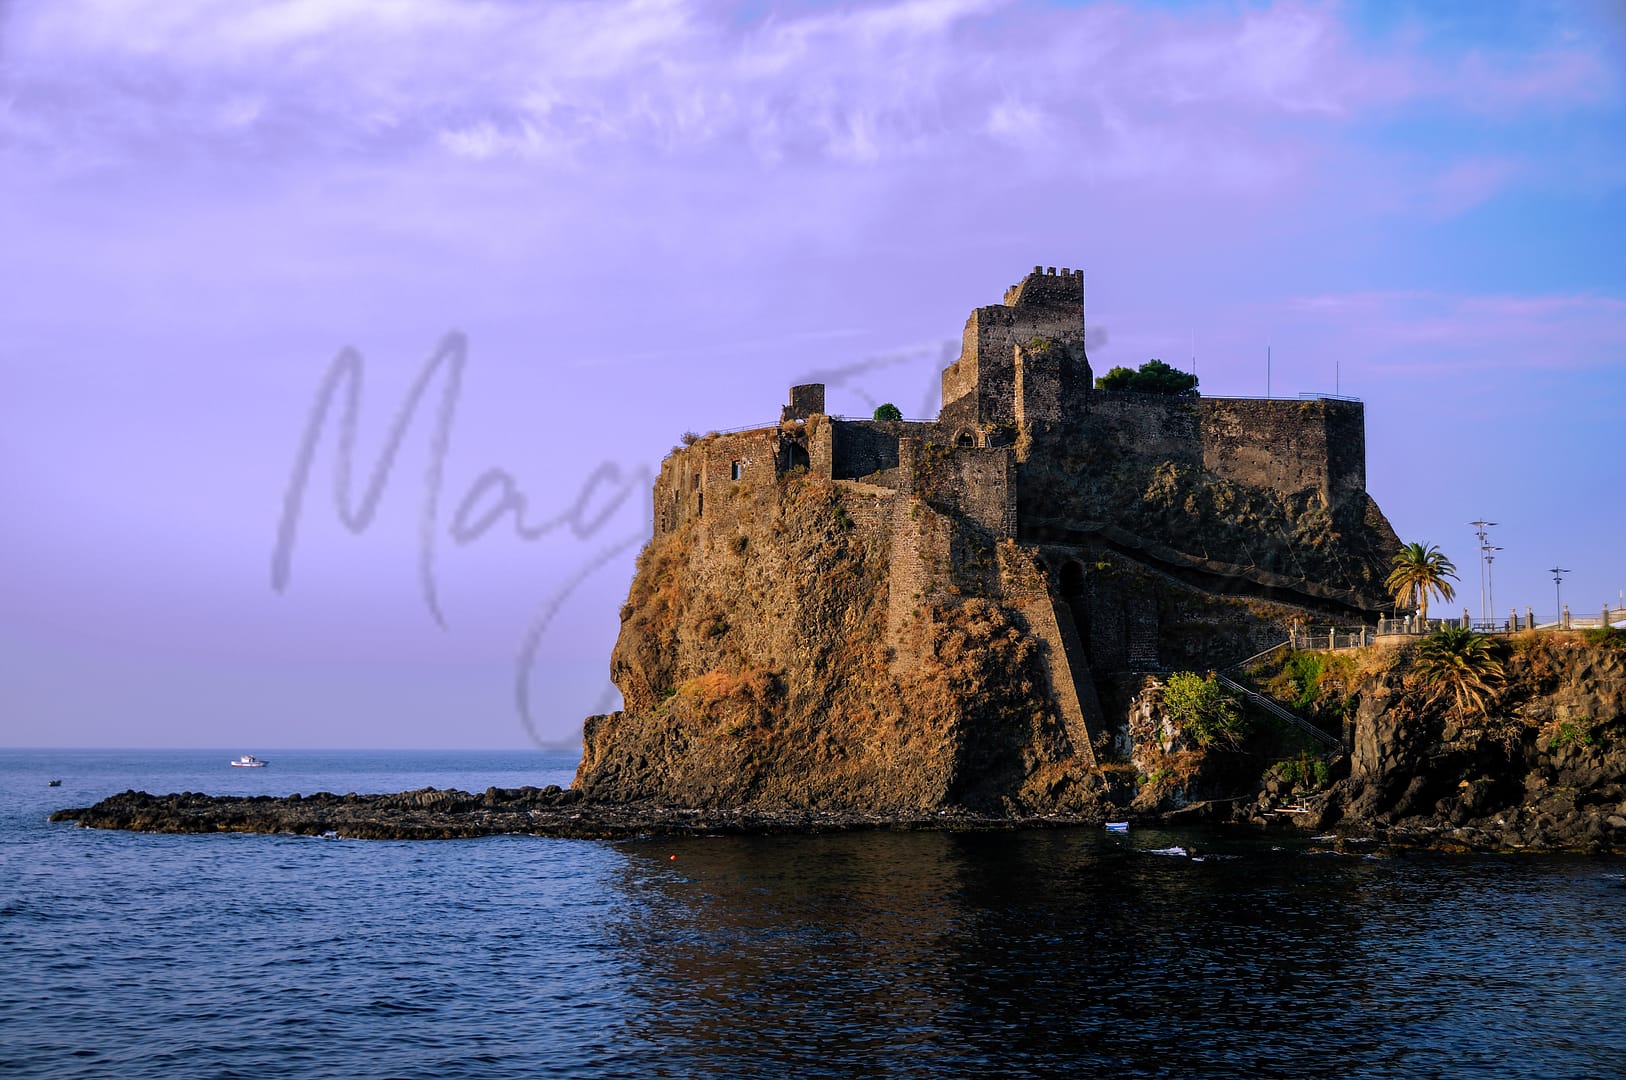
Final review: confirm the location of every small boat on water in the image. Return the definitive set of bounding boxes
[1105,821,1129,833]
[230,755,268,768]
[48,779,62,787]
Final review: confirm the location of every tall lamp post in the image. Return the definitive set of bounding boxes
[1483,545,1503,627]
[1470,520,1498,628]
[1550,566,1570,627]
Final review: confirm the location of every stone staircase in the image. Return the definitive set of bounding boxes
[1014,596,1102,767]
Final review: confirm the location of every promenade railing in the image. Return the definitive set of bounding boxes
[1292,606,1626,649]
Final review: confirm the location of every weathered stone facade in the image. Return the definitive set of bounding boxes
[601,266,1401,810]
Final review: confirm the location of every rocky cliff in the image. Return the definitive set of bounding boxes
[575,269,1408,819]
[1300,633,1626,851]
[576,474,1096,813]
[579,476,1626,853]
[572,454,1384,818]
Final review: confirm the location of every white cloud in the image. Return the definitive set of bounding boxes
[1,0,1618,198]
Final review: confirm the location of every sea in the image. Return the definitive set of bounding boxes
[3,748,1624,1079]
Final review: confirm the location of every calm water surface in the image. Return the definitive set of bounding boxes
[3,749,1624,1078]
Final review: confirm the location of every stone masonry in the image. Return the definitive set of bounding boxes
[650,266,1401,760]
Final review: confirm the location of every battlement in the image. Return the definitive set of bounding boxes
[1003,266,1084,309]
[782,383,825,422]
[944,263,1091,431]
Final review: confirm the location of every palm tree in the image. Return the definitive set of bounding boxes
[1415,627,1505,718]
[1386,542,1458,624]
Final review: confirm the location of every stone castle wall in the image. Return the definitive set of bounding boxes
[942,267,1090,430]
[1029,391,1368,510]
[949,448,1018,536]
[1199,397,1365,506]
[1079,391,1205,468]
[830,419,936,481]
[652,427,783,537]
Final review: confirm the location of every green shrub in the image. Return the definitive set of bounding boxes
[1095,358,1198,395]
[1583,627,1626,648]
[1284,652,1325,709]
[873,403,903,422]
[1548,720,1594,750]
[1270,754,1330,793]
[1163,672,1248,748]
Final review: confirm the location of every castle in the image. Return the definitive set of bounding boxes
[583,266,1399,806]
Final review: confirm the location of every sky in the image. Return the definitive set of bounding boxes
[2,0,1623,750]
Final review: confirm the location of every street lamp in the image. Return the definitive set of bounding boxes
[1550,566,1570,627]
[1483,546,1503,627]
[1470,520,1499,627]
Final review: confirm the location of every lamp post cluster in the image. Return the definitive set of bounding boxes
[1458,521,1601,633]
[1469,519,1499,629]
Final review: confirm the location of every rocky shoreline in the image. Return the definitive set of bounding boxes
[48,634,1626,855]
[49,784,1624,854]
[48,786,1111,842]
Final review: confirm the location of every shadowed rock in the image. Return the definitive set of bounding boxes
[49,786,1106,840]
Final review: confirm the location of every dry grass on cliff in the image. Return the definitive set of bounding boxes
[677,668,780,707]
[1257,634,1625,754]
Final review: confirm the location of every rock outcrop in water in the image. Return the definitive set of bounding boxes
[49,267,1623,852]
[48,787,1087,839]
[574,265,1400,816]
[51,634,1623,850]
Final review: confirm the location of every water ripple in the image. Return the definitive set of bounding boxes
[4,752,1626,1078]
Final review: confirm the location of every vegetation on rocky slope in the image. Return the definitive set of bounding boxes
[1243,632,1626,851]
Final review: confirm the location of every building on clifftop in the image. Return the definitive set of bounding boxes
[583,266,1401,811]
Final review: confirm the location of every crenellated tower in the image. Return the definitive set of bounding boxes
[938,266,1092,443]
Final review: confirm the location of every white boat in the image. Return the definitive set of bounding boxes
[230,755,268,768]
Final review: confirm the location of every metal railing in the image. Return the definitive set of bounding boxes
[1227,640,1291,672]
[1290,625,1378,650]
[1195,392,1364,403]
[1214,673,1343,752]
[1377,605,1624,638]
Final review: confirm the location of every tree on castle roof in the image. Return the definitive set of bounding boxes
[873,403,903,422]
[1095,359,1198,395]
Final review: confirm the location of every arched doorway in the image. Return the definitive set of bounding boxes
[955,429,977,449]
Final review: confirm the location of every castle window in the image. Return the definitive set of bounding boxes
[696,493,703,518]
[731,461,743,481]
[692,474,700,490]
[956,429,976,448]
